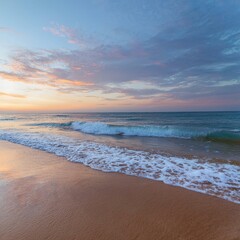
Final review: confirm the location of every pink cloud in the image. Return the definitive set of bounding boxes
[43,24,86,48]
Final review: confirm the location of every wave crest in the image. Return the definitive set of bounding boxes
[71,121,240,143]
[71,121,201,138]
[26,121,240,143]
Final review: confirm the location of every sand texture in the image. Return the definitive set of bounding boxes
[0,141,239,240]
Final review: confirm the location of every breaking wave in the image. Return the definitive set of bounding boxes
[71,121,240,143]
[26,121,240,143]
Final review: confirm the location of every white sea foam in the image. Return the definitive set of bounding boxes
[0,130,239,204]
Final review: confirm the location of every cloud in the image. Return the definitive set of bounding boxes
[0,27,20,35]
[43,24,88,48]
[0,91,26,98]
[0,27,10,32]
[1,0,240,109]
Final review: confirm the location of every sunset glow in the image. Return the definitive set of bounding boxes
[1,0,240,112]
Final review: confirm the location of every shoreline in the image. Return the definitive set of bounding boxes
[1,131,239,204]
[0,140,239,240]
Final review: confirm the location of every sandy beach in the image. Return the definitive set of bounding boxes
[0,140,239,240]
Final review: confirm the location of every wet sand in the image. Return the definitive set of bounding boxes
[0,140,239,240]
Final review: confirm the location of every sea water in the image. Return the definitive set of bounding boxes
[0,112,239,203]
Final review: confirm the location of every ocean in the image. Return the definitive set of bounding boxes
[0,112,239,203]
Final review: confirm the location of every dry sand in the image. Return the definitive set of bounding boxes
[0,140,239,240]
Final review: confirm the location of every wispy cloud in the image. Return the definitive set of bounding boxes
[0,27,10,32]
[0,27,14,33]
[0,91,26,98]
[43,24,88,48]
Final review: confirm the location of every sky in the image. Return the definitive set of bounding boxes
[0,0,240,112]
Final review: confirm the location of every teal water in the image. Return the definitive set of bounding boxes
[0,111,240,160]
